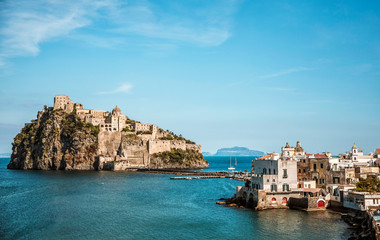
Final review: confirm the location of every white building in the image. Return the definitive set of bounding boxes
[344,191,380,211]
[251,143,298,192]
[340,144,377,167]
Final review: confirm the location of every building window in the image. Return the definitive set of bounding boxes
[298,169,301,173]
[271,184,277,192]
[320,163,323,168]
[269,169,271,175]
[283,184,289,191]
[267,179,269,182]
[283,169,288,178]
[273,169,276,175]
[263,168,267,174]
[313,164,317,171]
[303,169,306,173]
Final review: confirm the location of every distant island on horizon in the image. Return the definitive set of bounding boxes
[203,147,264,157]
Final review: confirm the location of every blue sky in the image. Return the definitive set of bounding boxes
[0,0,379,155]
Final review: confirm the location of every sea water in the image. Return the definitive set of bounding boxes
[0,157,351,239]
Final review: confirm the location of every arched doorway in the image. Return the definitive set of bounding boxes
[282,197,287,206]
[317,199,325,207]
[271,197,277,206]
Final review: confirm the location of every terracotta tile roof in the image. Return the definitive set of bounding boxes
[376,149,380,154]
[313,153,327,158]
[258,153,278,160]
[258,155,271,160]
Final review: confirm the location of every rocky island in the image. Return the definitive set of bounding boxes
[8,95,208,170]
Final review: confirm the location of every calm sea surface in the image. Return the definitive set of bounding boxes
[0,156,351,239]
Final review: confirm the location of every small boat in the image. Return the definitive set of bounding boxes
[228,156,235,171]
[234,157,237,166]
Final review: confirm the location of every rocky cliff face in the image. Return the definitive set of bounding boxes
[8,107,208,170]
[8,108,99,170]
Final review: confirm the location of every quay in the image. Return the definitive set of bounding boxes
[138,168,250,180]
[170,176,226,180]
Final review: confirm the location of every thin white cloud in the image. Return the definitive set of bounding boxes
[98,83,133,95]
[0,0,240,66]
[0,0,98,65]
[259,67,313,79]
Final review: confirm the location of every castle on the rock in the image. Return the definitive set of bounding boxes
[50,95,202,170]
[53,95,157,138]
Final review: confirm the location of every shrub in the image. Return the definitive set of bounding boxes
[354,177,380,192]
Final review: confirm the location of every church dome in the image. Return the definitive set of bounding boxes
[112,105,121,115]
[352,144,357,149]
[295,141,304,152]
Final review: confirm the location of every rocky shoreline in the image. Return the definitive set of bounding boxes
[217,196,378,239]
[342,211,377,240]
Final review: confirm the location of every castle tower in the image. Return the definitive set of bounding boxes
[53,95,74,113]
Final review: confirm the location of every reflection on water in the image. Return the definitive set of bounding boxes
[0,157,351,239]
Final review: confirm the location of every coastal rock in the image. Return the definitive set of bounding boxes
[8,110,98,170]
[8,104,208,170]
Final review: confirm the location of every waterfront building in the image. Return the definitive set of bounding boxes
[344,191,380,211]
[297,156,310,184]
[327,184,355,208]
[251,142,298,192]
[309,153,330,187]
[233,141,308,209]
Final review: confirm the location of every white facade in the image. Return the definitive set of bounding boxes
[251,143,298,192]
[344,191,380,211]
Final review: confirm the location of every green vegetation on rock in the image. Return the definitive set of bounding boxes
[152,148,206,167]
[158,132,195,144]
[354,177,380,192]
[9,109,99,170]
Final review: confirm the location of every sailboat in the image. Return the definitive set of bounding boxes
[228,156,235,171]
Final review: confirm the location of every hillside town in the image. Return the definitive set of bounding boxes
[229,141,380,238]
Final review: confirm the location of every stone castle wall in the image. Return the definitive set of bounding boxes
[98,131,122,157]
[148,140,171,154]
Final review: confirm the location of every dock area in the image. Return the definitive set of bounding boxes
[170,176,226,180]
[138,169,251,180]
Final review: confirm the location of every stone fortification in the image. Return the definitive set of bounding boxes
[8,95,208,170]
